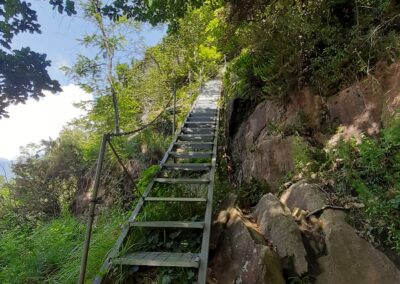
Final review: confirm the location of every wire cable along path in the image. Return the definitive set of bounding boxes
[94,79,222,283]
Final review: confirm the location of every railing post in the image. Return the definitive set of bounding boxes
[172,82,176,136]
[78,134,108,284]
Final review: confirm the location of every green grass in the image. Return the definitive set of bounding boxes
[0,209,127,283]
[314,116,400,253]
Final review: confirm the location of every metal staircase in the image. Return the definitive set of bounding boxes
[94,79,221,283]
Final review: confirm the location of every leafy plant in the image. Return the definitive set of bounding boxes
[321,117,400,252]
[237,179,270,208]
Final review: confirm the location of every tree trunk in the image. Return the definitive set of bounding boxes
[110,87,120,134]
[93,0,121,134]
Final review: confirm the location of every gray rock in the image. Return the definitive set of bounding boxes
[210,193,237,250]
[316,209,400,284]
[280,180,326,212]
[254,193,308,275]
[209,207,285,284]
[235,135,295,189]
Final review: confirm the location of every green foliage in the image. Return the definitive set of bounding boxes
[322,117,400,252]
[288,275,312,284]
[136,165,159,194]
[237,179,270,208]
[67,3,221,135]
[9,129,89,218]
[63,1,143,134]
[101,0,207,32]
[0,209,126,283]
[222,0,400,101]
[157,268,197,284]
[292,136,322,176]
[0,45,62,119]
[0,0,76,118]
[224,49,260,100]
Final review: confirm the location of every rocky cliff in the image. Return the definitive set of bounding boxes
[208,62,400,283]
[226,61,400,190]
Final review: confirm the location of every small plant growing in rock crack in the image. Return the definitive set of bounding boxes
[288,275,311,284]
[158,268,196,284]
[236,179,271,208]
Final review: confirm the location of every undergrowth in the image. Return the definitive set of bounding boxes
[222,0,400,100]
[320,117,400,253]
[277,115,400,255]
[0,209,127,283]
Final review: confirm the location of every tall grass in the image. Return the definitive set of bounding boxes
[0,209,127,283]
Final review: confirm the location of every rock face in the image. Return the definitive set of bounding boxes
[280,182,400,283]
[254,194,308,275]
[221,62,400,282]
[317,209,400,284]
[280,180,326,212]
[228,88,322,190]
[209,206,285,284]
[233,136,295,187]
[378,61,400,125]
[227,62,400,188]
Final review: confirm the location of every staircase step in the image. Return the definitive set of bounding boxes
[189,113,216,118]
[145,197,207,202]
[191,110,217,114]
[191,113,216,116]
[162,163,211,170]
[154,178,210,184]
[112,252,200,268]
[183,125,216,130]
[197,98,218,101]
[130,221,204,229]
[178,134,214,142]
[169,152,212,159]
[181,127,215,134]
[174,142,213,150]
[194,103,217,110]
[186,117,216,122]
[184,121,216,125]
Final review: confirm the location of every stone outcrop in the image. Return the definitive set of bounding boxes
[280,181,400,283]
[317,209,400,284]
[254,194,308,275]
[209,203,285,284]
[228,88,322,190]
[227,62,400,189]
[220,61,400,283]
[280,180,326,212]
[232,135,295,187]
[378,61,400,125]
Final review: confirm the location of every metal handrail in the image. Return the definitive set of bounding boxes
[77,76,205,283]
[78,89,177,283]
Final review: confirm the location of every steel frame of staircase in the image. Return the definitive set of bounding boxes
[93,80,221,284]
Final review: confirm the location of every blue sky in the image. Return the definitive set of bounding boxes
[12,1,166,85]
[0,1,166,160]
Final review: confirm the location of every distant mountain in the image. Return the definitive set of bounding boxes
[0,158,14,180]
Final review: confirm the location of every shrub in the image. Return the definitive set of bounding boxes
[322,117,400,252]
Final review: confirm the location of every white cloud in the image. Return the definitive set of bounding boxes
[0,85,92,160]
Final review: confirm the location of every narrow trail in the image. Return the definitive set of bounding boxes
[94,79,222,283]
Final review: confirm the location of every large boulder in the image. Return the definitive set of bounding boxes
[254,194,308,275]
[228,91,321,190]
[285,87,323,131]
[378,61,400,125]
[280,180,326,212]
[316,209,400,284]
[239,136,295,187]
[210,193,237,250]
[280,181,400,283]
[209,207,285,284]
